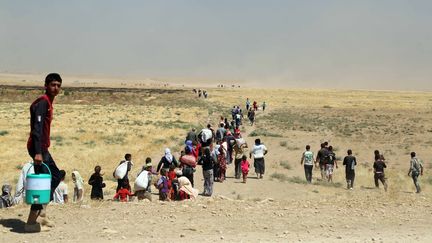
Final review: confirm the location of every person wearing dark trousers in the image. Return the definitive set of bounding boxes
[115,154,133,192]
[25,73,63,233]
[373,155,388,192]
[343,149,357,189]
[301,145,314,183]
[408,152,424,193]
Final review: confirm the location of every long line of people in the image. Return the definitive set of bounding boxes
[0,99,265,208]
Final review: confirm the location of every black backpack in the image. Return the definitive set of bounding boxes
[182,166,195,176]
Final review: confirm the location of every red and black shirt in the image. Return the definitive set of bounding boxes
[27,94,53,154]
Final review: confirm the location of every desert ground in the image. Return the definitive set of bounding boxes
[0,74,432,242]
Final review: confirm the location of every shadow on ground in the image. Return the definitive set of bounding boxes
[0,218,26,233]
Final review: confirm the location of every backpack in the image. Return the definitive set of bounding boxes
[182,166,195,176]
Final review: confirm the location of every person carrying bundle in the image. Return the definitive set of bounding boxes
[114,154,133,192]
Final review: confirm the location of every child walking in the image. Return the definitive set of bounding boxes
[241,155,250,183]
[71,171,84,202]
[88,165,106,200]
[156,168,170,201]
[113,183,134,202]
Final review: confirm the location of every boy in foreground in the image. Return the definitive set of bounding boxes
[26,73,63,232]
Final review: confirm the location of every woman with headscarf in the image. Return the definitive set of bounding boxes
[185,140,199,159]
[177,176,198,200]
[156,148,179,173]
[199,147,215,196]
[217,142,227,182]
[71,171,84,202]
[185,140,194,154]
[212,144,221,182]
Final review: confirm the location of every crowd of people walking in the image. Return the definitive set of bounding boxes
[300,143,424,192]
[0,74,427,234]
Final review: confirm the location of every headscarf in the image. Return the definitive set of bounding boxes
[164,148,173,163]
[214,144,221,156]
[185,140,193,154]
[178,176,198,199]
[72,171,84,190]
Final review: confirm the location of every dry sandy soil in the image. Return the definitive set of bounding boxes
[0,74,432,242]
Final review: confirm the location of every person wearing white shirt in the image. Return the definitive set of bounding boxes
[249,138,268,179]
[53,170,68,204]
[301,145,314,183]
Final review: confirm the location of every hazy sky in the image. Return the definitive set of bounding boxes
[1,1,431,90]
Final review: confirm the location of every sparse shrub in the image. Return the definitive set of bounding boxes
[83,140,96,148]
[270,173,288,181]
[279,161,292,170]
[51,135,64,146]
[426,176,432,185]
[154,138,167,144]
[270,174,308,184]
[287,176,307,184]
[103,133,126,145]
[286,145,300,151]
[279,141,287,147]
[323,105,332,109]
[0,130,8,136]
[313,181,342,188]
[77,128,86,133]
[250,129,282,137]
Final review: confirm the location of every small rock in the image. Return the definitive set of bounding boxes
[337,236,342,239]
[220,236,224,240]
[180,233,185,238]
[18,214,23,217]
[121,236,126,239]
